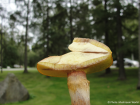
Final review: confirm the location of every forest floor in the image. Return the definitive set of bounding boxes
[0,68,140,105]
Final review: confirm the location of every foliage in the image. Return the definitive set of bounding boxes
[3,43,19,68]
[28,50,39,67]
[0,0,139,68]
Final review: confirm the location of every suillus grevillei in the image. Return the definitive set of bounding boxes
[37,38,113,105]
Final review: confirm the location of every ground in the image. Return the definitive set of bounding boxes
[0,68,140,105]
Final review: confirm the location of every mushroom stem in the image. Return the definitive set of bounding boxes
[67,71,90,105]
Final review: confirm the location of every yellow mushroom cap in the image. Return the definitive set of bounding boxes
[68,37,112,53]
[37,38,113,77]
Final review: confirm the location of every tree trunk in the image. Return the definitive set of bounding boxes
[116,0,126,80]
[137,0,140,89]
[46,0,49,57]
[24,0,29,73]
[0,30,3,73]
[70,0,73,42]
[46,0,50,78]
[104,0,111,74]
[42,1,46,58]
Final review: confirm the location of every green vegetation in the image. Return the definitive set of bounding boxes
[0,68,140,105]
[0,0,139,69]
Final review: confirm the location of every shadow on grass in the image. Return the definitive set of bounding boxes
[0,94,36,105]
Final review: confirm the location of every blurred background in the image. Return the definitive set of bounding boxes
[0,0,140,105]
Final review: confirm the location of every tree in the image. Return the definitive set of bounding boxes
[42,0,50,58]
[0,27,20,68]
[3,41,19,68]
[137,0,140,89]
[48,0,69,55]
[20,0,140,75]
[115,0,126,80]
[0,28,3,73]
[28,50,38,67]
[32,0,51,58]
[91,0,105,39]
[73,1,91,38]
[0,18,3,73]
[0,5,7,73]
[70,0,73,42]
[14,0,31,73]
[122,3,138,59]
[32,0,69,57]
[24,0,30,73]
[91,0,138,78]
[104,0,111,74]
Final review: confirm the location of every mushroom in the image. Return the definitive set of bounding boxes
[37,38,113,105]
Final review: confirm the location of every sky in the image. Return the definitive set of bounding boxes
[0,0,35,49]
[0,0,16,11]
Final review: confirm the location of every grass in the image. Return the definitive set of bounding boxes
[0,68,140,105]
